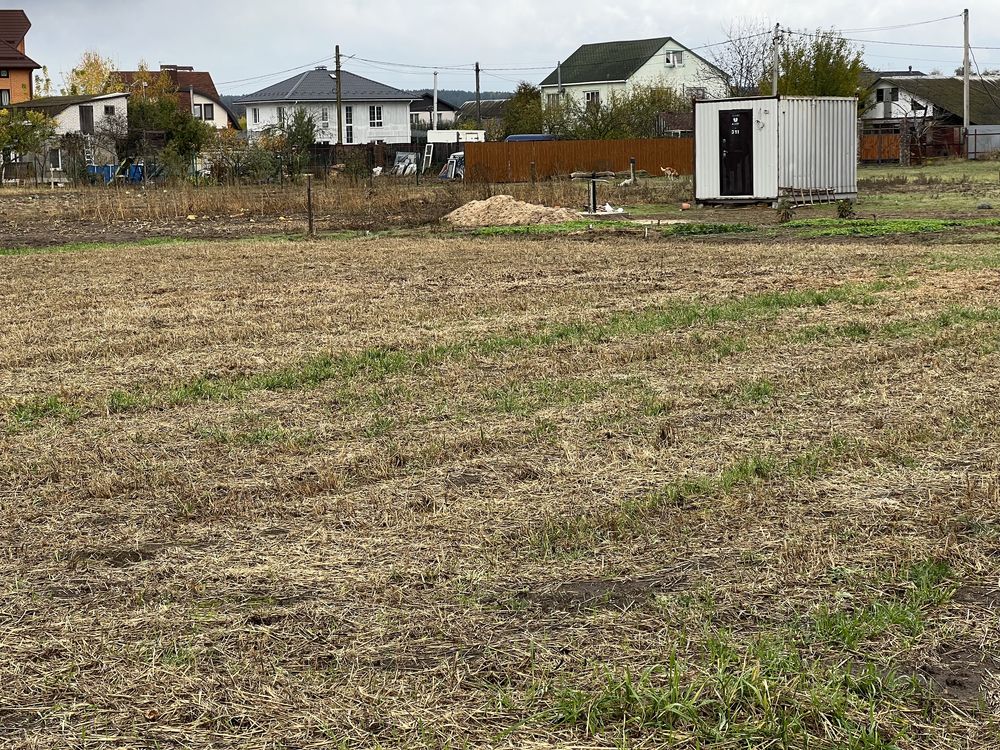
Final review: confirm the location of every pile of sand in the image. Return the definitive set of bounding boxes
[444,195,580,228]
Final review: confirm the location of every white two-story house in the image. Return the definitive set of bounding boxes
[239,67,413,144]
[539,36,728,108]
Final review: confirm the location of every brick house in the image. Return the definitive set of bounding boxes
[0,9,41,106]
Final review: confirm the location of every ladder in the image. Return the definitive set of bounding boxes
[83,134,95,166]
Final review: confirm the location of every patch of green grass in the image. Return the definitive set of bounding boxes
[813,561,954,649]
[732,378,775,404]
[548,637,927,746]
[471,220,635,236]
[785,217,1000,238]
[660,221,755,236]
[6,395,81,431]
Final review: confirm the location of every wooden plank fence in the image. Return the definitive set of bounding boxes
[859,133,901,163]
[463,138,694,183]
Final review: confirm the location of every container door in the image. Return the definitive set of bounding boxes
[719,110,753,196]
[79,106,95,135]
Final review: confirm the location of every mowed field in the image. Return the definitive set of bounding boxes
[2,231,1000,748]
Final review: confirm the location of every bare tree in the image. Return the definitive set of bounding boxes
[709,18,773,97]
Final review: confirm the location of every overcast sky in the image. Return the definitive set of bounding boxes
[15,0,1000,96]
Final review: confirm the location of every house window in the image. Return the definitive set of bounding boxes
[585,90,600,109]
[0,89,9,106]
[320,107,329,127]
[277,106,286,125]
[48,148,62,171]
[203,103,214,121]
[345,105,353,143]
[193,103,202,119]
[104,105,116,116]
[685,86,706,100]
[667,51,684,66]
[876,87,899,103]
[252,107,259,124]
[546,93,560,107]
[911,99,927,112]
[0,70,8,78]
[410,112,421,126]
[369,105,383,128]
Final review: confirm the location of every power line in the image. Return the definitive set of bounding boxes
[838,14,962,34]
[784,29,1000,51]
[217,55,335,86]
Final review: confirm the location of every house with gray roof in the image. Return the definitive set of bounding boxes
[238,66,414,144]
[539,37,727,108]
[862,75,1000,127]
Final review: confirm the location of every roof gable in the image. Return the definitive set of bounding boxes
[878,75,1000,125]
[0,9,30,47]
[539,36,724,87]
[238,68,413,104]
[0,37,39,69]
[12,92,128,117]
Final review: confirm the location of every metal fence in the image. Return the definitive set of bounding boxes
[968,126,1000,160]
[463,138,694,183]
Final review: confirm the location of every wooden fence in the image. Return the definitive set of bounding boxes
[463,138,694,183]
[859,133,901,163]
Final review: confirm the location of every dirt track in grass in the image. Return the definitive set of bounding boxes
[2,234,999,748]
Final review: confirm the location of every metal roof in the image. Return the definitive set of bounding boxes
[878,75,1000,125]
[11,92,128,117]
[0,9,30,46]
[0,38,38,69]
[539,37,726,88]
[237,68,413,104]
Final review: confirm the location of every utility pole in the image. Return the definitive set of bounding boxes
[475,62,482,129]
[557,60,562,95]
[433,70,439,131]
[335,45,344,146]
[771,23,781,97]
[963,9,970,137]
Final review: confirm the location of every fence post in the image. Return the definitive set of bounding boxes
[530,161,536,184]
[306,174,314,238]
[629,156,636,183]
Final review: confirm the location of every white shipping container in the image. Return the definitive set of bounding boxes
[695,96,858,204]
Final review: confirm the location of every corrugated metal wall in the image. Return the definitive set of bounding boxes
[968,125,1000,160]
[462,139,693,183]
[778,98,857,199]
[694,98,779,201]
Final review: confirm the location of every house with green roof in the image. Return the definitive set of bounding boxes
[862,75,1000,128]
[539,37,727,108]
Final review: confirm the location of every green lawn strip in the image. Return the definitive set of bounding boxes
[470,220,636,237]
[784,217,1000,238]
[542,562,953,746]
[660,221,756,236]
[4,281,890,432]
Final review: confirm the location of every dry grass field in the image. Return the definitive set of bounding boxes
[3,230,1000,748]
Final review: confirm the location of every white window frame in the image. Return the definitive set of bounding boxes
[666,51,684,67]
[48,147,62,171]
[369,105,383,128]
[345,105,353,144]
[585,90,600,108]
[320,107,329,128]
[0,88,10,106]
[277,106,286,126]
[252,107,259,125]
